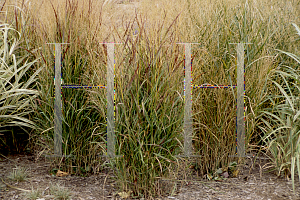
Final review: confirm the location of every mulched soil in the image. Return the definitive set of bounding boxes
[0,153,300,200]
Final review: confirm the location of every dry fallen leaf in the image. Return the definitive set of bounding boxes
[56,170,69,177]
[221,171,229,178]
[232,169,239,178]
[118,191,132,199]
[207,174,213,180]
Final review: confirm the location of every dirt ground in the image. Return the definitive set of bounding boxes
[0,153,300,200]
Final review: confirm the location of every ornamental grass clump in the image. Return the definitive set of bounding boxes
[7,0,109,174]
[184,0,300,176]
[91,13,185,198]
[257,23,300,193]
[0,7,42,152]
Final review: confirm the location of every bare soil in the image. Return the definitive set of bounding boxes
[0,153,300,200]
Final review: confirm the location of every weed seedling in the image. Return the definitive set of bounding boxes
[7,166,29,182]
[50,183,72,200]
[23,187,42,200]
